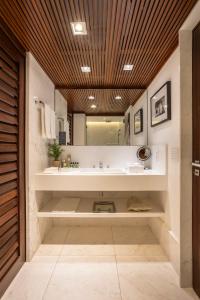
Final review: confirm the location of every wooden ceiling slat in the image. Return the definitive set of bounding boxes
[0,1,61,84]
[20,0,67,83]
[116,0,161,86]
[125,0,176,86]
[0,0,197,114]
[138,0,194,85]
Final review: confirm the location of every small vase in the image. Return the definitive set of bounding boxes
[53,160,60,167]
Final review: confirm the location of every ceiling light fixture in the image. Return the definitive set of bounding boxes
[91,104,97,109]
[88,95,95,100]
[81,66,91,73]
[115,95,122,100]
[71,22,87,35]
[123,64,134,71]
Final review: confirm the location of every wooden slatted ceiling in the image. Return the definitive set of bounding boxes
[62,89,144,114]
[0,0,197,114]
[0,38,19,281]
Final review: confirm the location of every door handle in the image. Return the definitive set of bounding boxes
[192,161,200,168]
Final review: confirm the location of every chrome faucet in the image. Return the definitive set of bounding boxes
[99,161,103,169]
[58,160,62,172]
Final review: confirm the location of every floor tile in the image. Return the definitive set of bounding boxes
[112,226,165,256]
[1,261,55,300]
[35,226,69,256]
[116,260,197,300]
[43,256,121,300]
[61,226,115,256]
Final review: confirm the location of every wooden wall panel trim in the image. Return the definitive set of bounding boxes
[0,102,17,116]
[0,216,18,237]
[0,144,17,152]
[0,133,17,143]
[0,90,17,107]
[0,242,18,270]
[0,224,18,246]
[0,190,17,206]
[0,112,18,125]
[0,251,18,280]
[0,123,17,134]
[0,154,17,163]
[0,23,25,297]
[0,207,18,227]
[0,181,17,196]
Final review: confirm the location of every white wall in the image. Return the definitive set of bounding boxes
[26,53,59,259]
[61,145,166,173]
[125,91,148,145]
[148,48,181,239]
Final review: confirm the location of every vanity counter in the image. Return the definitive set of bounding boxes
[34,168,167,191]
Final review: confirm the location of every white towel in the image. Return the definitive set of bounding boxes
[40,104,46,138]
[50,109,56,139]
[65,120,70,144]
[44,103,51,139]
[127,197,152,212]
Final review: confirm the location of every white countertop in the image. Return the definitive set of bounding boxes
[34,167,167,191]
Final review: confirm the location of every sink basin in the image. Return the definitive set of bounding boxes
[79,168,126,174]
[44,167,79,174]
[44,167,126,175]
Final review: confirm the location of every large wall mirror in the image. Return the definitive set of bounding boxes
[55,88,148,146]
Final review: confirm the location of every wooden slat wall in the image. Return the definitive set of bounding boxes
[0,0,197,114]
[0,40,19,283]
[0,23,25,297]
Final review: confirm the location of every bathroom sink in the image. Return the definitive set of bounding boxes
[43,167,126,175]
[44,167,79,174]
[79,168,126,174]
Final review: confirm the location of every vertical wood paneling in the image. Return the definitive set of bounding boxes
[0,22,25,298]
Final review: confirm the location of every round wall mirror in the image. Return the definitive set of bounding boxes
[137,146,151,161]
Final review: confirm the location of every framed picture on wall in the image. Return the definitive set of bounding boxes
[150,81,171,127]
[134,108,143,134]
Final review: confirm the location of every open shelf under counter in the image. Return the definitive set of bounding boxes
[37,197,164,218]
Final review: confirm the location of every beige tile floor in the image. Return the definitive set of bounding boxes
[1,226,199,300]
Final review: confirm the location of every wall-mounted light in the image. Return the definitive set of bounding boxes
[123,64,134,71]
[81,66,91,73]
[71,22,87,35]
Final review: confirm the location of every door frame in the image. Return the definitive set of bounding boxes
[0,17,26,297]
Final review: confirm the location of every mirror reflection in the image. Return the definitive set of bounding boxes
[55,89,147,146]
[86,116,125,146]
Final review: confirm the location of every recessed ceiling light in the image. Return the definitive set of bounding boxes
[123,64,134,71]
[71,22,87,35]
[91,104,97,109]
[88,95,95,100]
[115,95,122,100]
[81,66,91,73]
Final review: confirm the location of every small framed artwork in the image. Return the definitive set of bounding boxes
[134,108,143,134]
[150,81,171,127]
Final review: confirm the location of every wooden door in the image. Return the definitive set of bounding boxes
[192,22,200,297]
[0,21,25,297]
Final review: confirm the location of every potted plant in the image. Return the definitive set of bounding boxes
[48,141,63,167]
